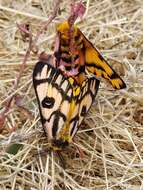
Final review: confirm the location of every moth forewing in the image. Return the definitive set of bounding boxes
[69,78,100,139]
[78,78,100,125]
[33,60,75,149]
[56,21,126,89]
[77,29,126,89]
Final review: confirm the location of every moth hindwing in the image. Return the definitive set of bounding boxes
[55,21,126,89]
[33,59,99,151]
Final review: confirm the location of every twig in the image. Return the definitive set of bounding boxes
[34,0,61,45]
[0,26,32,132]
[68,1,85,65]
[0,0,61,132]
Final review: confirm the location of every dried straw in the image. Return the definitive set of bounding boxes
[0,0,143,189]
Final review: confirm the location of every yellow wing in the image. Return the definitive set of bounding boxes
[78,29,126,89]
[70,77,100,139]
[56,21,126,89]
[60,76,100,141]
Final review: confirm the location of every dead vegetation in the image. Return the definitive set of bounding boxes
[0,0,143,189]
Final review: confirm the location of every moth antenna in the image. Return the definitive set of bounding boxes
[56,151,66,169]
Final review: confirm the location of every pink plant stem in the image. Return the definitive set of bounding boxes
[34,0,61,44]
[0,0,61,131]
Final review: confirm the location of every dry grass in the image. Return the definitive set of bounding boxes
[0,0,143,189]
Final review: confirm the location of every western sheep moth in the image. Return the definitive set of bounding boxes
[54,21,126,89]
[33,55,99,151]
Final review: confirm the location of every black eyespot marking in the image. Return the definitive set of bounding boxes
[81,105,87,116]
[42,96,55,108]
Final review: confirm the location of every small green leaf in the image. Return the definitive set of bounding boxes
[7,143,23,155]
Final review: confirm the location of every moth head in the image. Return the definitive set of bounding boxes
[56,21,78,38]
[50,139,69,151]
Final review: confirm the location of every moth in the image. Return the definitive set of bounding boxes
[54,21,126,89]
[33,55,99,151]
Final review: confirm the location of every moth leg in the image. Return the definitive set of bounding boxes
[56,151,67,169]
[72,137,85,159]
